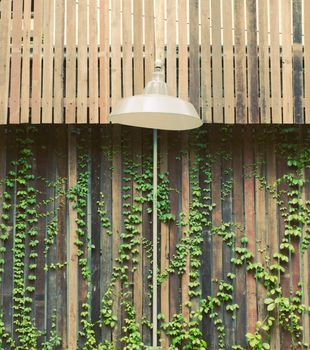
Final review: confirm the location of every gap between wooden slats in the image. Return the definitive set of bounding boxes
[133,0,143,95]
[167,0,176,96]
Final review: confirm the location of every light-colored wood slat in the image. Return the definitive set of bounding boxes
[111,0,122,107]
[189,0,199,111]
[10,0,23,124]
[282,0,293,123]
[32,0,43,124]
[244,129,257,333]
[247,0,259,123]
[144,0,155,83]
[99,0,110,123]
[178,0,189,101]
[89,0,99,123]
[0,0,11,124]
[234,0,247,123]
[269,0,281,123]
[258,0,270,123]
[112,126,122,349]
[133,130,143,332]
[67,127,78,350]
[266,138,280,348]
[222,0,234,124]
[133,0,143,95]
[42,0,54,123]
[77,0,88,123]
[122,0,133,97]
[66,0,77,123]
[292,0,303,123]
[304,0,310,122]
[155,0,164,65]
[200,0,211,122]
[20,0,32,123]
[160,131,169,349]
[255,137,267,326]
[211,0,223,123]
[181,133,190,323]
[167,0,176,96]
[54,0,65,124]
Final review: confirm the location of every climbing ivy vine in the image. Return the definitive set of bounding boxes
[0,126,309,349]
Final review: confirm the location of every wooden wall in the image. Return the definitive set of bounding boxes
[0,125,309,349]
[0,0,309,124]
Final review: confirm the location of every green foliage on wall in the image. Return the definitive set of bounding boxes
[0,126,309,349]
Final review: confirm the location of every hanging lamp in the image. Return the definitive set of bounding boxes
[109,1,202,348]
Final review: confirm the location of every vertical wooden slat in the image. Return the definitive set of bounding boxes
[305,0,310,123]
[244,129,257,333]
[20,0,32,123]
[200,0,212,122]
[101,127,113,342]
[266,137,281,348]
[167,0,176,96]
[160,131,169,349]
[66,0,77,123]
[144,0,155,83]
[234,0,247,123]
[112,126,122,349]
[258,0,270,123]
[292,0,303,123]
[89,0,99,123]
[282,0,293,123]
[181,133,190,323]
[133,130,143,332]
[222,0,234,124]
[42,0,54,123]
[77,0,88,123]
[32,0,43,124]
[189,0,200,112]
[211,0,223,123]
[178,0,189,101]
[67,127,78,349]
[99,0,110,122]
[0,0,11,124]
[122,0,133,98]
[133,0,143,95]
[269,0,281,123]
[56,128,68,348]
[0,130,6,307]
[210,129,222,349]
[255,133,267,330]
[54,0,65,124]
[10,1,23,124]
[111,0,122,107]
[233,128,246,347]
[247,0,259,123]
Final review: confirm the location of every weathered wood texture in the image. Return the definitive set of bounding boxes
[0,125,309,350]
[0,0,308,124]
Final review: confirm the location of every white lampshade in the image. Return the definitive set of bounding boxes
[109,65,202,131]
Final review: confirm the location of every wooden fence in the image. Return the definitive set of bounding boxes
[0,0,310,124]
[0,125,309,349]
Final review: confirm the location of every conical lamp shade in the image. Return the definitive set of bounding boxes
[109,68,202,131]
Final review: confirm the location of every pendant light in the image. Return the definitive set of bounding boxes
[109,1,202,348]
